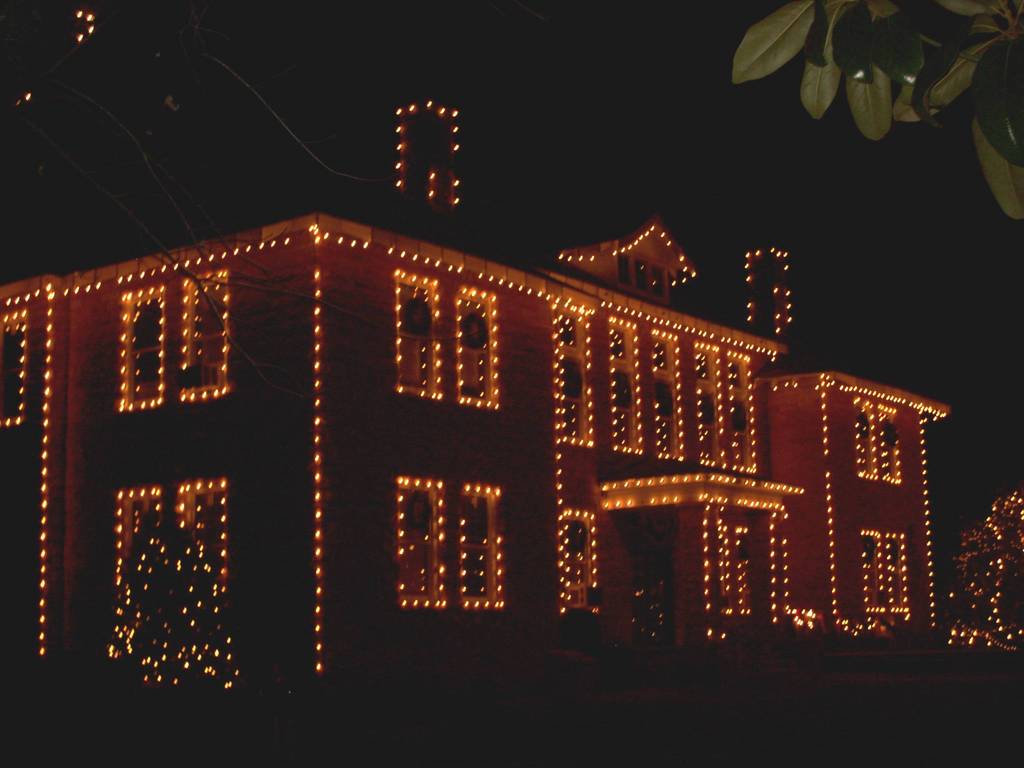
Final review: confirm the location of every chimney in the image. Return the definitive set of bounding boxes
[744,247,792,338]
[394,101,461,210]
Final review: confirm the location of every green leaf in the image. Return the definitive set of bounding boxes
[806,0,829,66]
[932,0,995,16]
[733,1,816,83]
[973,118,1024,219]
[969,13,1000,37]
[867,0,900,17]
[846,67,892,139]
[834,2,874,82]
[894,84,924,121]
[972,40,1024,166]
[801,58,843,117]
[871,13,924,86]
[912,19,971,125]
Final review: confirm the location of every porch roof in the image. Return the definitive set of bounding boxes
[599,473,803,511]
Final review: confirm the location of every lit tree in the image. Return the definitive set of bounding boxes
[949,485,1023,651]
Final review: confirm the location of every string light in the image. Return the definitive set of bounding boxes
[312,266,325,673]
[1,307,28,428]
[459,484,504,610]
[455,287,499,409]
[725,350,756,473]
[552,302,595,447]
[608,316,642,454]
[744,247,792,336]
[74,9,96,44]
[180,271,230,402]
[394,270,442,399]
[557,509,598,613]
[396,477,447,609]
[38,288,55,655]
[119,285,165,412]
[395,101,461,207]
[650,328,684,461]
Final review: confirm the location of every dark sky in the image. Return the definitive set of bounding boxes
[2,1,1020,594]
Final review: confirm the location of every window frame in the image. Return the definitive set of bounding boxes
[725,351,756,473]
[396,477,447,609]
[854,398,902,485]
[717,516,751,617]
[861,529,909,616]
[459,483,504,610]
[557,508,598,613]
[553,306,594,447]
[693,341,723,466]
[455,286,499,409]
[608,316,642,454]
[394,270,442,400]
[1,307,28,428]
[119,286,166,412]
[180,271,230,402]
[650,329,684,460]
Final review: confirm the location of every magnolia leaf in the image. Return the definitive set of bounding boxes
[912,18,971,125]
[973,118,1024,218]
[932,0,996,15]
[867,0,900,17]
[894,84,924,121]
[929,39,997,108]
[846,67,892,139]
[972,40,1024,166]
[872,13,924,86]
[834,2,874,82]
[805,0,829,66]
[969,13,1000,37]
[801,58,843,117]
[733,1,815,83]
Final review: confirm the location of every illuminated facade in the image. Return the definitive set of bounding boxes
[4,210,948,684]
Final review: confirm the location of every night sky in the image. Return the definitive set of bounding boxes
[1,1,1020,599]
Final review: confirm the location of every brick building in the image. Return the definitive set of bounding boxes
[4,113,948,687]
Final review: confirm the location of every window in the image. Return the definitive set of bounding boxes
[726,352,755,472]
[717,517,751,616]
[111,485,164,659]
[459,484,504,609]
[554,308,593,446]
[456,287,498,408]
[854,399,901,484]
[649,266,665,296]
[395,271,441,399]
[693,342,722,465]
[119,286,165,411]
[608,317,641,453]
[558,509,597,612]
[651,329,683,460]
[617,254,632,285]
[634,260,648,292]
[181,272,229,401]
[396,477,446,608]
[861,530,909,615]
[1,308,27,427]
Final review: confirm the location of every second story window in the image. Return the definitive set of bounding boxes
[726,352,755,472]
[617,254,632,286]
[608,317,641,453]
[396,477,446,609]
[553,308,593,446]
[877,411,901,484]
[558,509,598,613]
[1,308,28,427]
[694,342,722,465]
[459,484,504,610]
[394,271,441,399]
[651,330,683,460]
[456,287,498,408]
[119,286,165,412]
[861,530,909,615]
[854,399,901,485]
[181,272,230,402]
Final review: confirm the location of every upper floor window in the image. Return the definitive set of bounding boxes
[651,329,683,460]
[558,509,598,613]
[394,271,441,399]
[617,254,632,286]
[717,517,751,617]
[456,287,498,409]
[1,308,27,427]
[693,342,722,465]
[861,530,909,615]
[119,286,165,412]
[459,484,504,610]
[396,477,446,609]
[854,399,901,484]
[726,352,756,472]
[554,308,593,446]
[608,317,641,453]
[181,272,229,402]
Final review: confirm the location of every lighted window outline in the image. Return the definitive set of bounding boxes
[180,271,230,402]
[110,485,164,660]
[716,516,751,617]
[557,508,598,614]
[608,316,642,454]
[394,271,442,400]
[119,286,166,412]
[725,351,757,473]
[693,341,724,466]
[1,307,28,428]
[650,329,684,460]
[455,287,499,409]
[854,398,901,485]
[876,404,901,485]
[459,484,504,610]
[396,477,447,609]
[553,305,594,447]
[861,529,909,616]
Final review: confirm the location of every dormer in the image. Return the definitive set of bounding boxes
[553,216,696,306]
